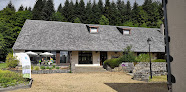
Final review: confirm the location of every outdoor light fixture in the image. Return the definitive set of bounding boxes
[147,38,152,79]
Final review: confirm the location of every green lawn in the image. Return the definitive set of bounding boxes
[0,63,7,69]
[149,76,167,82]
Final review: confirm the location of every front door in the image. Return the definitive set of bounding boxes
[100,51,107,65]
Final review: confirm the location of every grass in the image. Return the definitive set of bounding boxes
[0,63,7,69]
[149,75,167,82]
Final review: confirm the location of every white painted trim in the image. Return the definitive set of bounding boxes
[75,64,100,66]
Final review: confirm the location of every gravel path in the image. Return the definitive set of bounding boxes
[11,72,144,92]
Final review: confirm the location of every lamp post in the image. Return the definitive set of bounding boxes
[147,38,152,79]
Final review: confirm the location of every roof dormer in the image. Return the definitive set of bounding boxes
[117,27,131,35]
[86,25,99,33]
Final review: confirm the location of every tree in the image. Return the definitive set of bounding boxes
[99,15,109,25]
[73,17,81,23]
[104,0,111,21]
[131,1,140,25]
[28,7,32,11]
[52,12,66,22]
[84,0,92,24]
[120,46,136,62]
[91,0,101,24]
[6,1,15,11]
[57,3,63,13]
[125,0,131,22]
[78,0,85,23]
[117,0,125,23]
[18,5,24,11]
[98,0,103,15]
[32,0,45,20]
[42,0,55,20]
[25,7,28,11]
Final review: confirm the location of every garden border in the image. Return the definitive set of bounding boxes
[0,78,33,92]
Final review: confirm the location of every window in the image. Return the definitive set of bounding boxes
[123,30,130,34]
[60,51,68,63]
[79,51,92,64]
[90,26,98,33]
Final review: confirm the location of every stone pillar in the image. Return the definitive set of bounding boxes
[56,51,60,65]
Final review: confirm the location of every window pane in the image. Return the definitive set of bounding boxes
[124,30,130,34]
[60,51,68,63]
[90,28,98,33]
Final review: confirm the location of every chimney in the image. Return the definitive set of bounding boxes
[160,24,165,35]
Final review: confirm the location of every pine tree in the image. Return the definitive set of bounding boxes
[18,5,24,11]
[78,0,85,23]
[62,0,70,21]
[110,1,118,25]
[104,0,111,23]
[6,1,15,11]
[125,0,131,22]
[42,0,55,20]
[68,0,75,22]
[32,0,45,20]
[131,1,140,25]
[98,0,103,15]
[117,0,125,23]
[74,0,79,18]
[57,3,63,13]
[85,0,92,24]
[92,0,101,24]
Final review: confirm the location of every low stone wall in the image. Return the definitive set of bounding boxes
[133,62,167,81]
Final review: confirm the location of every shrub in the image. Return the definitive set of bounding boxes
[5,53,19,68]
[135,54,150,62]
[52,65,55,68]
[152,59,166,62]
[34,66,40,70]
[56,67,60,69]
[103,58,121,69]
[40,66,45,69]
[49,67,52,70]
[120,46,136,62]
[0,70,27,88]
[46,66,50,69]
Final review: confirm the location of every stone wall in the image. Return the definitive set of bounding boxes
[133,62,167,81]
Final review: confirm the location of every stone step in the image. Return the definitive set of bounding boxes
[74,66,108,73]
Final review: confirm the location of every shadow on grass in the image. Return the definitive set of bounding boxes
[104,83,168,92]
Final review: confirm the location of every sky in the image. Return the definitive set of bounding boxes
[0,0,161,11]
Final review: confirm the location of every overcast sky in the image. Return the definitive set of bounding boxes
[0,0,161,11]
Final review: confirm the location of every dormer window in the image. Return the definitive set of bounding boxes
[89,26,99,33]
[123,30,130,34]
[116,27,131,35]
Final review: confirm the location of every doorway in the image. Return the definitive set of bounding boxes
[100,51,107,65]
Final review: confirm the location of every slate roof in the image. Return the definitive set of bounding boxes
[13,20,165,52]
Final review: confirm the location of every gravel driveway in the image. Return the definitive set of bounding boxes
[11,72,167,92]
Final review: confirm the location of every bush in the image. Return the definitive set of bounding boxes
[103,58,121,69]
[49,67,52,70]
[46,66,50,69]
[5,53,19,68]
[152,59,166,62]
[52,65,55,68]
[34,66,40,70]
[135,54,150,62]
[40,66,45,69]
[0,70,27,88]
[56,67,60,69]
